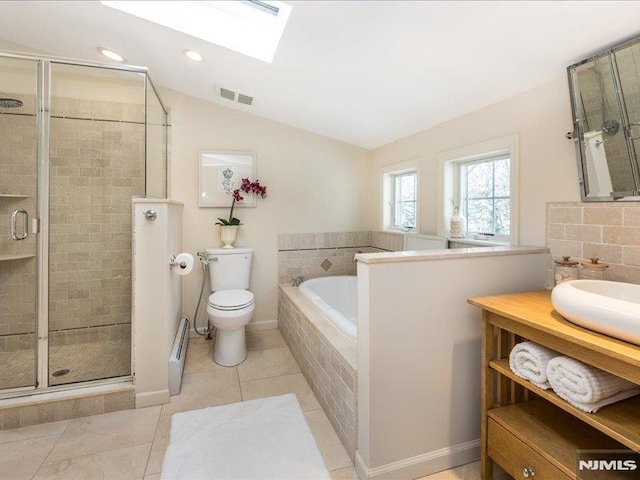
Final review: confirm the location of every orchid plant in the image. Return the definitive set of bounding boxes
[215,177,267,226]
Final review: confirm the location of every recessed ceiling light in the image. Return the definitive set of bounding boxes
[98,47,125,62]
[184,50,203,62]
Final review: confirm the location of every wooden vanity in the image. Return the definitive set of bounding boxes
[468,291,640,480]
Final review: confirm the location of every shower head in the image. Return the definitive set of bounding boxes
[0,98,23,108]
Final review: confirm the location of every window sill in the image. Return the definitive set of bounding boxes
[446,236,509,247]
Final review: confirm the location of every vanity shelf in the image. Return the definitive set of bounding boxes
[490,358,640,451]
[0,254,35,262]
[469,290,640,480]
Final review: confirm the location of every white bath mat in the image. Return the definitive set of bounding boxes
[161,393,330,480]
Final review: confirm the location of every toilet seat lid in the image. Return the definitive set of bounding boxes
[208,290,254,310]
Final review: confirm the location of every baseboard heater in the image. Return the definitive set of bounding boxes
[169,316,189,396]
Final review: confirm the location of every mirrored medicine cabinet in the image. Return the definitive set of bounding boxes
[568,34,640,201]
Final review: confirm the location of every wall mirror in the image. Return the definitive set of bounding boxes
[198,151,256,207]
[568,34,640,201]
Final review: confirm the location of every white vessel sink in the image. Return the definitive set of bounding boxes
[551,280,640,346]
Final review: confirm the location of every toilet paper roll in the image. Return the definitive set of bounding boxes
[172,253,194,275]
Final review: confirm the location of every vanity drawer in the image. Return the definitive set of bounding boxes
[488,418,570,480]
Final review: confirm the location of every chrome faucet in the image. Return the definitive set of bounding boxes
[292,275,304,287]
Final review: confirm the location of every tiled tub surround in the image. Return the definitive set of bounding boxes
[547,202,640,286]
[279,285,358,460]
[277,231,404,284]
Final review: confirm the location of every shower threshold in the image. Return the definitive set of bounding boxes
[0,381,135,430]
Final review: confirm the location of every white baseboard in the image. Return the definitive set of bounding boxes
[246,319,278,331]
[189,328,207,338]
[188,319,278,338]
[135,389,170,408]
[355,439,480,480]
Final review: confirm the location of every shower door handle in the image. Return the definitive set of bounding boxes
[11,209,28,241]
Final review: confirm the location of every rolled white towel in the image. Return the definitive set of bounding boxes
[547,356,640,413]
[509,341,559,390]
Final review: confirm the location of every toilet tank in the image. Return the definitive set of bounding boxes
[205,247,253,291]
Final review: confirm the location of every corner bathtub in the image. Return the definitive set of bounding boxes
[298,276,357,340]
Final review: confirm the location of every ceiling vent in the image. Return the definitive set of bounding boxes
[237,94,254,106]
[215,85,254,106]
[219,87,236,101]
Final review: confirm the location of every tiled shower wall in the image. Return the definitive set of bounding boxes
[277,230,404,284]
[0,95,145,354]
[547,202,640,286]
[49,110,144,330]
[0,96,37,353]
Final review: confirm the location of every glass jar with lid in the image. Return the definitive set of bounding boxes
[554,256,579,286]
[580,258,609,280]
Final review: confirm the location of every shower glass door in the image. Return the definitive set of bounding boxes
[0,56,39,390]
[47,63,145,385]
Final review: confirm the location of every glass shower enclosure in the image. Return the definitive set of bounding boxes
[0,52,167,396]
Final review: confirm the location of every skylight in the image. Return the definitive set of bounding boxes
[100,1,292,63]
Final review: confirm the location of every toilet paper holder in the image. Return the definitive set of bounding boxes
[169,255,188,269]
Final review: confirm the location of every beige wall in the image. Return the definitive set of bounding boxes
[356,250,548,478]
[133,200,183,408]
[368,78,580,247]
[164,90,371,327]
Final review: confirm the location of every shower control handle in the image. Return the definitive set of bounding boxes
[11,209,28,241]
[143,209,157,221]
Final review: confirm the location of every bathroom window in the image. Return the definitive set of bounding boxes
[459,154,510,237]
[392,171,417,230]
[437,134,519,244]
[382,161,419,232]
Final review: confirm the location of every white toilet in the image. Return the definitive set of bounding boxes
[205,247,255,366]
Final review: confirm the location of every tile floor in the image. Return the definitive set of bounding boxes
[0,329,484,480]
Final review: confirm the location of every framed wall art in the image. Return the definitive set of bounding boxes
[198,150,256,207]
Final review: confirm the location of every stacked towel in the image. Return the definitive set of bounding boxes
[509,341,558,389]
[547,356,640,413]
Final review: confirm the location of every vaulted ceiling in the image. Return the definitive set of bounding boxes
[1,1,640,149]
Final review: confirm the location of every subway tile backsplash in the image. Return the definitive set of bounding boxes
[547,202,640,286]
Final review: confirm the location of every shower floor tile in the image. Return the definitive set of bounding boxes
[48,339,131,385]
[0,348,35,390]
[0,339,130,390]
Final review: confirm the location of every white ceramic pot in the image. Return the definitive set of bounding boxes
[219,225,238,249]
